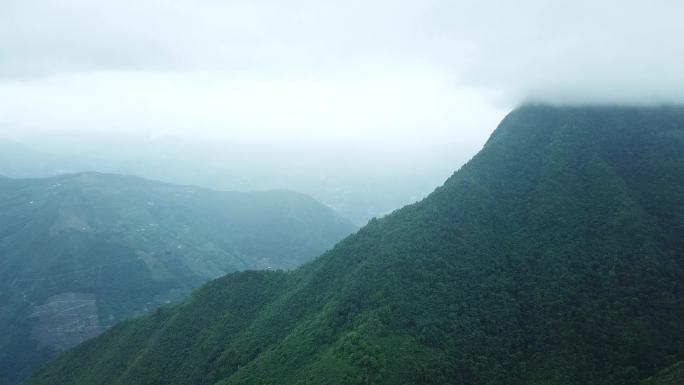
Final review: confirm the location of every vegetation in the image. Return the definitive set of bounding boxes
[640,362,684,385]
[0,173,355,385]
[26,105,684,385]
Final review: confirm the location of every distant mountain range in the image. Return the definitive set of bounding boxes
[0,172,356,385]
[0,137,468,224]
[26,105,684,385]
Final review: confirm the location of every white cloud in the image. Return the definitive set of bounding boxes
[1,0,683,145]
[0,70,504,145]
[432,0,684,104]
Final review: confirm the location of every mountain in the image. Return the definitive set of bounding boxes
[0,172,356,385]
[26,105,684,385]
[0,135,466,225]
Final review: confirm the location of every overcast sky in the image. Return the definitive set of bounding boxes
[1,0,683,146]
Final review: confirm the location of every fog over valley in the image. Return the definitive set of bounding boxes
[2,1,683,221]
[2,1,684,385]
[0,133,484,224]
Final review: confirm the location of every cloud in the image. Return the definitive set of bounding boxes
[1,0,683,145]
[0,69,503,145]
[429,0,684,105]
[0,0,436,79]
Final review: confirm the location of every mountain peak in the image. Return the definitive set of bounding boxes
[27,106,684,385]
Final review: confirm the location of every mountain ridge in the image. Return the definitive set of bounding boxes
[26,105,684,385]
[0,172,356,385]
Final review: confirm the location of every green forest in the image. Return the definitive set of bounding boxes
[26,106,684,385]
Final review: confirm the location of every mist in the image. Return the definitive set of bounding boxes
[2,0,683,222]
[4,3,684,385]
[0,131,487,224]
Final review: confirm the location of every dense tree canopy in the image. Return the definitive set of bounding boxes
[27,105,684,385]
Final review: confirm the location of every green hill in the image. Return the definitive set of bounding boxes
[0,172,356,385]
[26,105,684,385]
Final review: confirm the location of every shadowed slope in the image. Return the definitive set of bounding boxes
[0,173,356,385]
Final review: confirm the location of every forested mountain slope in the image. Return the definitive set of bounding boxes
[0,172,355,385]
[641,362,684,385]
[28,105,684,385]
